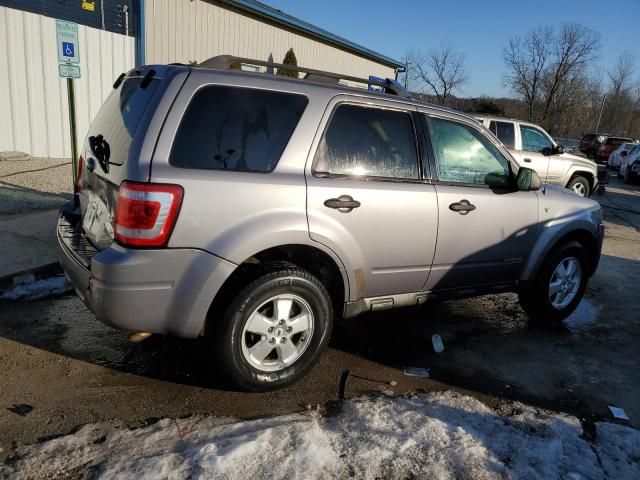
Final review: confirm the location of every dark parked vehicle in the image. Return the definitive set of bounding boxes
[579,133,610,158]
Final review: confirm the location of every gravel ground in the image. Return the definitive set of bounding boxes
[0,158,72,215]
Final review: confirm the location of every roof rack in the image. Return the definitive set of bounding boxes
[198,55,413,99]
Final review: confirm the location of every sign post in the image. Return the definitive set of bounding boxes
[56,20,81,189]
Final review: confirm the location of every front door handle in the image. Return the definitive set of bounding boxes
[324,195,361,213]
[449,199,476,215]
[523,158,532,163]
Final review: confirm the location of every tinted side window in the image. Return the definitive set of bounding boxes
[520,125,553,152]
[170,86,308,172]
[488,120,515,149]
[314,104,419,179]
[427,116,511,187]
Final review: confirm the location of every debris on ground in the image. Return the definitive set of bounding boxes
[1,276,70,301]
[431,334,444,353]
[609,406,631,421]
[403,367,430,378]
[3,392,638,479]
[7,404,33,417]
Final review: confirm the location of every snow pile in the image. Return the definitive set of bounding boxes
[1,392,639,479]
[1,276,70,301]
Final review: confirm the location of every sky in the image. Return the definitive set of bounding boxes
[263,0,639,98]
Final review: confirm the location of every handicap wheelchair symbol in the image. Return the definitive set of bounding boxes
[62,42,75,57]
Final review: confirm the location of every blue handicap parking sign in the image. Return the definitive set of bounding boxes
[62,42,75,58]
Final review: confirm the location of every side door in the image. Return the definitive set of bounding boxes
[514,123,563,182]
[306,97,438,300]
[419,113,539,291]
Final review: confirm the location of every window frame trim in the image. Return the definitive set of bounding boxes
[420,112,517,191]
[310,100,425,183]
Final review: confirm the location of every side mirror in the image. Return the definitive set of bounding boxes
[516,167,542,191]
[553,145,565,155]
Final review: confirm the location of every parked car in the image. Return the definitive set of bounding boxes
[608,142,637,168]
[57,57,604,391]
[619,145,640,182]
[596,136,634,164]
[579,133,610,158]
[476,116,601,197]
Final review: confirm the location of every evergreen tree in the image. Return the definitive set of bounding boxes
[277,48,299,78]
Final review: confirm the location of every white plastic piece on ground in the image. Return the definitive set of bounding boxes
[609,406,631,421]
[2,391,639,479]
[1,276,70,301]
[431,334,444,353]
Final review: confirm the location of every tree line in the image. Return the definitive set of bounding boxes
[405,23,640,139]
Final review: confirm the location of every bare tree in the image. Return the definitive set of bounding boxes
[541,23,600,120]
[502,27,552,121]
[608,50,635,95]
[411,45,468,106]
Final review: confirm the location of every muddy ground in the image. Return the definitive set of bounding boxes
[1,177,638,459]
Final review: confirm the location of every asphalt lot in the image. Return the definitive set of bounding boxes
[1,177,639,460]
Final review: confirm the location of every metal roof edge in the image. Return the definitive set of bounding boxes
[220,0,404,69]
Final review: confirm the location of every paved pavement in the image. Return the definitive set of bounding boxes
[0,210,60,285]
[0,177,639,460]
[0,157,71,216]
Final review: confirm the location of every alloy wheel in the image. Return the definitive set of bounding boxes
[548,257,582,309]
[241,294,314,372]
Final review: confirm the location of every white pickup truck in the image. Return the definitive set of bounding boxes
[476,116,601,197]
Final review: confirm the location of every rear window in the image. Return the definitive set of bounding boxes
[87,74,161,165]
[169,86,308,172]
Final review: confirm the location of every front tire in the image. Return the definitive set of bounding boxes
[519,241,589,324]
[212,263,333,391]
[567,175,591,197]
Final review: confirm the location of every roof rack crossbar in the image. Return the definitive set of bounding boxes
[198,55,412,99]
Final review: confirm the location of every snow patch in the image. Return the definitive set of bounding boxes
[1,276,70,301]
[1,392,639,479]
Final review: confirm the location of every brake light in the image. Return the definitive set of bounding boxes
[114,182,184,247]
[75,155,84,193]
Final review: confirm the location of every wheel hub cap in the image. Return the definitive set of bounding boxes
[549,256,582,309]
[241,294,314,372]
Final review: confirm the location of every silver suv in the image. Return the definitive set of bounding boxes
[476,116,601,197]
[57,57,604,391]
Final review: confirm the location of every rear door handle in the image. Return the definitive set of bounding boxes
[324,195,361,213]
[523,158,532,163]
[449,199,476,215]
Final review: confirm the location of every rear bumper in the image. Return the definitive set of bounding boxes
[57,205,236,338]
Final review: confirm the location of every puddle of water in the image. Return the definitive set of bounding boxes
[563,299,599,332]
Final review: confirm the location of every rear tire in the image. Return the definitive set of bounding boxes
[211,263,333,391]
[519,241,589,324]
[566,176,590,197]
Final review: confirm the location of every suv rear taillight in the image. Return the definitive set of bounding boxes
[114,182,184,247]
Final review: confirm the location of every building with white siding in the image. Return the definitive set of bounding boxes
[0,0,403,160]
